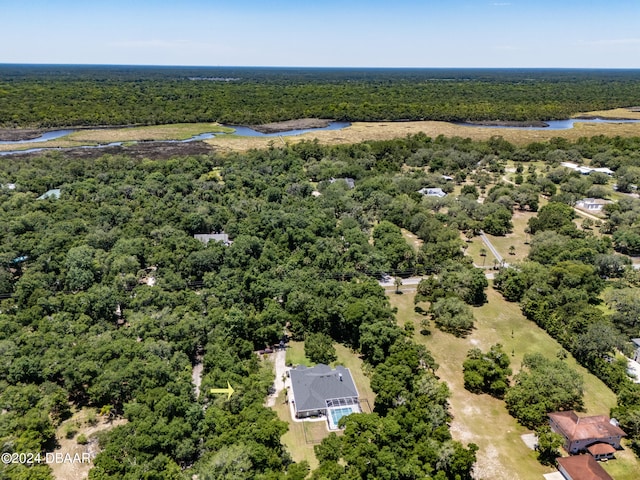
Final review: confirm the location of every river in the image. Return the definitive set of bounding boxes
[457,117,640,130]
[0,121,352,155]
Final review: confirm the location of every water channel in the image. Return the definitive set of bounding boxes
[457,117,640,130]
[0,121,352,155]
[2,118,640,156]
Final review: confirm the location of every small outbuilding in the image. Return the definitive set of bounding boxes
[575,198,612,212]
[329,177,355,189]
[37,188,61,200]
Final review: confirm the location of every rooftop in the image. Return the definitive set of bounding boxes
[548,411,626,443]
[37,188,61,200]
[556,455,613,480]
[418,187,447,197]
[586,443,616,456]
[194,232,231,245]
[289,364,358,413]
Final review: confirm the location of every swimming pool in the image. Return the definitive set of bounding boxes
[328,405,359,429]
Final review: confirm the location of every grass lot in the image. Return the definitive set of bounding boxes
[285,340,314,367]
[485,210,537,264]
[401,228,423,251]
[387,287,640,480]
[465,236,498,268]
[272,390,321,470]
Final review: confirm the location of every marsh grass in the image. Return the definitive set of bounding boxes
[68,123,232,142]
[207,114,640,151]
[4,108,640,153]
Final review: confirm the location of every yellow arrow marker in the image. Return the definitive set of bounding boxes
[210,381,235,400]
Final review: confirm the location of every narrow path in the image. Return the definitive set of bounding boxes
[191,357,203,398]
[572,207,601,222]
[266,348,287,407]
[479,231,506,266]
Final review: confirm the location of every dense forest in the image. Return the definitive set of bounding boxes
[0,136,481,479]
[2,129,640,477]
[2,66,640,127]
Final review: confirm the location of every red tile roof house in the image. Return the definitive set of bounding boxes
[548,411,626,460]
[557,455,614,480]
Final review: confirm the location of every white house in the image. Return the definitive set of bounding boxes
[575,198,612,212]
[561,162,614,176]
[194,232,232,246]
[418,187,446,197]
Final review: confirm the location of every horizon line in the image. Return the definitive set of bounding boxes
[2,63,640,71]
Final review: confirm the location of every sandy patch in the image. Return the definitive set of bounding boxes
[49,410,127,480]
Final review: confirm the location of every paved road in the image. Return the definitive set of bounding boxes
[379,276,423,288]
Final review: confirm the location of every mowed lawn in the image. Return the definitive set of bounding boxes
[485,210,536,264]
[387,287,640,480]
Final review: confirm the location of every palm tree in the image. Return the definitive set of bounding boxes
[394,277,403,294]
[479,248,487,266]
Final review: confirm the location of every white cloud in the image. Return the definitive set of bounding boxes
[490,2,512,6]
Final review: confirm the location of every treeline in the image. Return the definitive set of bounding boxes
[2,66,640,127]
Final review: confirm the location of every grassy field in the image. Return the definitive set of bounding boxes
[465,235,499,268]
[206,112,640,152]
[401,228,423,252]
[0,123,233,152]
[272,389,322,470]
[485,210,537,264]
[387,286,640,480]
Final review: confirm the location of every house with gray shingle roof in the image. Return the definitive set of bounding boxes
[193,232,232,246]
[289,364,359,422]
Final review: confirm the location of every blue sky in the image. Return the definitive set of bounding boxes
[1,0,639,68]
